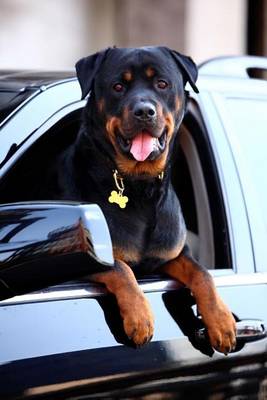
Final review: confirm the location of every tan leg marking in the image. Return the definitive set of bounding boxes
[161,253,236,354]
[91,259,154,346]
[147,236,186,262]
[113,246,141,264]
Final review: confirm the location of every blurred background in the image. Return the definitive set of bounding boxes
[0,0,266,70]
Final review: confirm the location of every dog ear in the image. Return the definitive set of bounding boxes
[169,50,199,93]
[75,48,111,99]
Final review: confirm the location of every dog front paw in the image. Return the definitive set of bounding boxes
[201,301,236,355]
[119,293,154,346]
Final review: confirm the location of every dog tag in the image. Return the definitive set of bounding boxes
[108,190,129,209]
[109,170,129,209]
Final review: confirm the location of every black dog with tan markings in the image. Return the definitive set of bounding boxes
[55,46,236,353]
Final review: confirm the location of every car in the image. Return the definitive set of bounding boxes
[0,57,267,399]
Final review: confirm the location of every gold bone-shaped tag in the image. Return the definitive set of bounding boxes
[108,190,129,209]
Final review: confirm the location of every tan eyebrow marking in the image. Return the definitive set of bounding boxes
[123,71,133,82]
[145,67,156,78]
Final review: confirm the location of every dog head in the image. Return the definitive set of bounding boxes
[76,46,198,178]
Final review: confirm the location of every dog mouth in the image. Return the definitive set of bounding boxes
[116,129,167,161]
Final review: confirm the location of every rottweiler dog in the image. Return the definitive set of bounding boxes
[54,46,236,353]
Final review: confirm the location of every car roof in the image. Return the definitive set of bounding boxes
[196,56,267,95]
[198,55,267,78]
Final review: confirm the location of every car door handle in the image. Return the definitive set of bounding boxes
[196,319,266,345]
[235,319,266,343]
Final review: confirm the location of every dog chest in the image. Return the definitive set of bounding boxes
[102,192,186,267]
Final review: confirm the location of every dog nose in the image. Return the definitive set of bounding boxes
[133,102,157,121]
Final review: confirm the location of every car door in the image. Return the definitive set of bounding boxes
[190,80,267,357]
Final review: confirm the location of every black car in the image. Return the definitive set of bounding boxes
[0,58,267,399]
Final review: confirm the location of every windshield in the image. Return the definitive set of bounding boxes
[0,90,37,125]
[0,92,17,106]
[0,71,76,125]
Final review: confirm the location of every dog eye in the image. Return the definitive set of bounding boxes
[113,83,124,92]
[157,80,168,89]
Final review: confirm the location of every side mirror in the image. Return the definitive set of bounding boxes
[0,202,114,300]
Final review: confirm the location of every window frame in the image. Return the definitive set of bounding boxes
[191,89,255,275]
[212,92,267,273]
[179,98,232,270]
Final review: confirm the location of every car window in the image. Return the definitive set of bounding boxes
[173,99,232,270]
[0,102,232,271]
[0,110,81,204]
[223,96,267,272]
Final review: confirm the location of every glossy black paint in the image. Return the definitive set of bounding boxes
[0,202,113,299]
[0,333,266,399]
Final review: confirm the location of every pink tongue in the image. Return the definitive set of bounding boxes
[130,132,155,161]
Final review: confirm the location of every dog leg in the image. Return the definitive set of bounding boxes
[161,251,236,354]
[91,259,154,346]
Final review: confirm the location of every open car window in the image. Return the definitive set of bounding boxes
[173,98,232,270]
[0,99,232,271]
